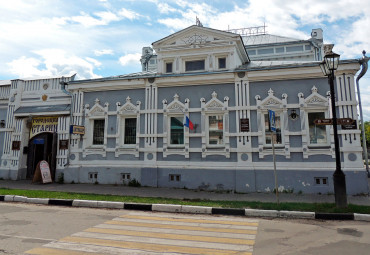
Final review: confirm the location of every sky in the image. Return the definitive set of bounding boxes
[0,0,369,119]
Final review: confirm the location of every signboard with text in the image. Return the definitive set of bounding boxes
[240,118,250,132]
[30,117,58,139]
[70,125,85,135]
[268,110,276,132]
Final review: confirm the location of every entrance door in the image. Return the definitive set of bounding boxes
[27,132,57,180]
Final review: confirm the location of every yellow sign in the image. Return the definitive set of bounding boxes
[30,117,58,138]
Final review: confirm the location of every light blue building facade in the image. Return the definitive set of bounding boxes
[0,25,368,194]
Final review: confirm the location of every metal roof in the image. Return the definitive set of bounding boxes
[14,104,70,115]
[243,34,305,46]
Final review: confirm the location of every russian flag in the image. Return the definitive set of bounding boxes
[183,115,194,130]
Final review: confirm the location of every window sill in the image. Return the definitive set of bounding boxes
[307,145,330,149]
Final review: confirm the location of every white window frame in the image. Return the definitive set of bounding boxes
[306,110,330,147]
[262,111,284,147]
[200,91,230,158]
[182,55,207,73]
[215,54,227,70]
[168,115,185,148]
[206,113,225,148]
[162,94,190,158]
[120,116,137,148]
[82,98,109,157]
[115,97,141,157]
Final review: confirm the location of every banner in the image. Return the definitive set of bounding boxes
[30,117,58,139]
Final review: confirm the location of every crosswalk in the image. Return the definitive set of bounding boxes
[25,212,259,255]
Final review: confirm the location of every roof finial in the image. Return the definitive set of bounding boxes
[196,16,203,27]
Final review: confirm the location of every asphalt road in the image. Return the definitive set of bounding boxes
[0,203,369,255]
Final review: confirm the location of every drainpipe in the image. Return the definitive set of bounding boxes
[356,50,369,177]
[60,78,73,167]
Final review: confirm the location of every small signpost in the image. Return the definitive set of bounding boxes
[314,118,357,130]
[32,160,52,184]
[268,110,279,205]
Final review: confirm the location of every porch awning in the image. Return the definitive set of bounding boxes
[14,104,70,116]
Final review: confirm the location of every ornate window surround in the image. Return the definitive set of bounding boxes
[256,88,289,158]
[115,96,141,158]
[200,91,230,158]
[162,94,190,158]
[298,86,332,158]
[83,98,109,157]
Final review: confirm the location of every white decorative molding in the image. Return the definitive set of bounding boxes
[115,97,141,157]
[182,33,208,45]
[200,91,230,158]
[163,94,190,158]
[82,98,109,158]
[255,88,288,158]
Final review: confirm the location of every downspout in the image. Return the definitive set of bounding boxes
[60,78,73,167]
[356,50,369,177]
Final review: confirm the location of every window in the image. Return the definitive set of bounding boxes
[208,115,224,145]
[264,114,282,144]
[123,118,136,144]
[308,112,327,145]
[218,58,226,69]
[166,62,173,73]
[315,177,328,185]
[170,116,184,145]
[169,174,181,182]
[185,60,205,72]
[92,119,105,145]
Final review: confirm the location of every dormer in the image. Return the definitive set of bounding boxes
[152,25,249,74]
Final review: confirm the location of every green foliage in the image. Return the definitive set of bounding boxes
[0,188,370,214]
[128,178,141,187]
[360,121,370,148]
[57,173,64,184]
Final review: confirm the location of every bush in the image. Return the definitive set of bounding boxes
[128,178,141,187]
[57,173,64,184]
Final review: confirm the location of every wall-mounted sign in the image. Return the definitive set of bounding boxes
[70,125,85,135]
[59,139,69,150]
[12,141,21,150]
[314,119,333,125]
[240,118,250,132]
[30,117,58,139]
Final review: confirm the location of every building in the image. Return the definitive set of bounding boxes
[0,25,368,195]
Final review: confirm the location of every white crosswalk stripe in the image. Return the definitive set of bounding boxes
[25,212,259,255]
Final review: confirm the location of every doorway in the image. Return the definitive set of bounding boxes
[27,132,57,180]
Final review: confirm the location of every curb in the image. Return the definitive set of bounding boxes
[0,195,368,221]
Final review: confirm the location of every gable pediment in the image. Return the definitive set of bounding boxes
[153,25,239,48]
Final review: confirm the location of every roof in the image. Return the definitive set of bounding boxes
[243,34,306,47]
[70,59,359,84]
[11,74,76,82]
[0,80,11,86]
[14,104,71,116]
[152,25,240,46]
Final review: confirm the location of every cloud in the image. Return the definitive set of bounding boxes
[117,8,142,20]
[119,53,141,67]
[94,49,114,56]
[7,49,102,80]
[157,3,178,14]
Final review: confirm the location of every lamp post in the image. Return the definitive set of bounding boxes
[320,51,348,208]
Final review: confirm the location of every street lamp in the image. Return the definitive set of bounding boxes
[320,51,348,208]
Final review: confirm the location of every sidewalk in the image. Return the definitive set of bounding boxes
[1,179,370,206]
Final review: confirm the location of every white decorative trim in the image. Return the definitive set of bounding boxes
[162,94,190,158]
[82,98,109,157]
[200,91,230,158]
[256,88,288,158]
[115,97,141,157]
[298,86,332,158]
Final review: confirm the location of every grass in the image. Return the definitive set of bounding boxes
[0,188,369,214]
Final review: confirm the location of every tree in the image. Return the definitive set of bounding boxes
[365,121,370,148]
